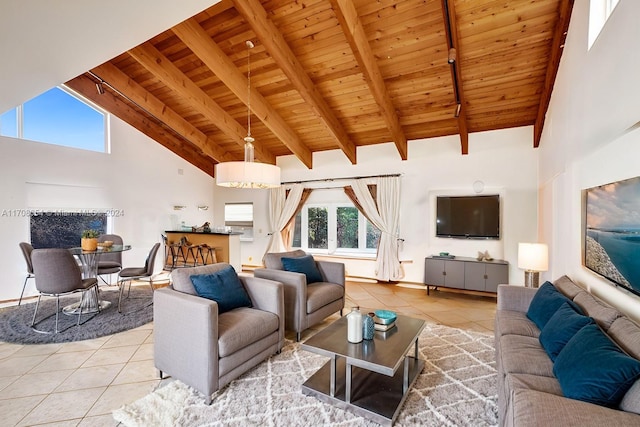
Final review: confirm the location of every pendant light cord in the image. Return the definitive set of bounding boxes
[246,40,253,138]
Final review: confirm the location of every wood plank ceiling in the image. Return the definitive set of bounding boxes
[66,0,573,177]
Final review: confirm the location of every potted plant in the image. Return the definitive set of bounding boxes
[81,229,100,251]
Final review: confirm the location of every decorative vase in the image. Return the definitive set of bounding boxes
[347,306,363,343]
[81,237,98,251]
[363,312,375,340]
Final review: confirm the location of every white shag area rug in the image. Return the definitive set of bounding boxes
[114,323,497,426]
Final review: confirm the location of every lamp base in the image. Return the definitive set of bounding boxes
[524,271,540,288]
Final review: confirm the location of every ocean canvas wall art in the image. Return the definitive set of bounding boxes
[585,175,640,297]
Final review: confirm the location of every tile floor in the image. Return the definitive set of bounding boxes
[0,278,496,426]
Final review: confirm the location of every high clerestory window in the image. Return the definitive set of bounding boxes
[588,0,620,49]
[0,86,108,153]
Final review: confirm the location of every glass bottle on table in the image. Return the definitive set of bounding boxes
[363,312,375,340]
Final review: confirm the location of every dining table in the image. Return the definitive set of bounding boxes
[63,244,132,314]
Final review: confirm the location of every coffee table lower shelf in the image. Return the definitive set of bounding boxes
[301,355,424,426]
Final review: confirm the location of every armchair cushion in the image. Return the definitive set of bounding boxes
[307,282,344,313]
[281,254,324,284]
[217,307,280,358]
[190,265,252,314]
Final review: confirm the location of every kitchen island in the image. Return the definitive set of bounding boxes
[164,230,242,272]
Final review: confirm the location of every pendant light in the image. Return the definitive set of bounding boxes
[215,41,281,189]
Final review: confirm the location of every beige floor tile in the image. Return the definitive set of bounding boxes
[0,374,19,392]
[56,337,109,354]
[30,351,95,374]
[55,364,124,392]
[0,394,46,426]
[86,380,159,417]
[0,354,49,376]
[130,343,153,361]
[0,343,23,359]
[17,387,105,426]
[11,343,63,357]
[77,413,120,427]
[101,329,152,349]
[112,359,158,385]
[81,346,139,368]
[1,370,73,399]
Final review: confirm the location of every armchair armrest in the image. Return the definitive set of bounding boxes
[153,287,219,395]
[241,275,284,347]
[317,261,345,286]
[254,268,308,331]
[497,284,538,312]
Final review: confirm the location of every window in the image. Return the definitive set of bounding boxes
[0,86,108,152]
[224,202,253,241]
[292,202,381,256]
[588,0,620,49]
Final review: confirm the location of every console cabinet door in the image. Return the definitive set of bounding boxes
[485,264,509,293]
[443,260,465,289]
[425,259,445,286]
[463,262,486,291]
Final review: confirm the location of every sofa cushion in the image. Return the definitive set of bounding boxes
[190,266,253,314]
[553,275,583,299]
[500,335,555,378]
[553,324,640,408]
[506,373,563,397]
[281,254,324,284]
[573,291,622,331]
[306,282,344,313]
[263,249,307,270]
[620,380,640,415]
[608,317,640,359]
[539,302,594,361]
[526,282,580,330]
[217,307,279,358]
[495,310,540,338]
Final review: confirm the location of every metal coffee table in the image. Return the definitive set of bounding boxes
[301,314,426,426]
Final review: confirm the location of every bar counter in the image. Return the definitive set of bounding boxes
[165,230,242,272]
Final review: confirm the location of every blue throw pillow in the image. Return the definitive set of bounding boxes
[190,266,252,314]
[281,255,324,284]
[526,281,581,330]
[539,302,594,361]
[553,323,640,408]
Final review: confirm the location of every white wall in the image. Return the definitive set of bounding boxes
[215,126,538,284]
[538,0,640,321]
[0,116,215,302]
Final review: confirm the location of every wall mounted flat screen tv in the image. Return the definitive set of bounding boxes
[436,195,500,239]
[584,175,640,297]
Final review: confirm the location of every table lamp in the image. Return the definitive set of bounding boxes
[518,243,548,288]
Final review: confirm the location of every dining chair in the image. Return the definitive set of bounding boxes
[117,242,161,313]
[30,248,99,334]
[18,242,35,305]
[97,234,123,284]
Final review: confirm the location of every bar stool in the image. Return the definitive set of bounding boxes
[178,237,200,267]
[161,234,185,270]
[198,244,219,265]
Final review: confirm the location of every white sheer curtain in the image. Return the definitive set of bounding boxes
[352,176,403,281]
[265,184,304,254]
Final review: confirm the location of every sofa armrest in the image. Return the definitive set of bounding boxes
[317,260,345,286]
[509,388,640,427]
[153,287,219,396]
[497,284,538,312]
[241,275,285,347]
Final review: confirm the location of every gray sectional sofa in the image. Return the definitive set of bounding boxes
[495,276,640,426]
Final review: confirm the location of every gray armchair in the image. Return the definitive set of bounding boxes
[254,250,345,342]
[154,263,284,404]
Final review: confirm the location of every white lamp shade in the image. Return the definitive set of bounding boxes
[215,161,281,189]
[518,243,549,271]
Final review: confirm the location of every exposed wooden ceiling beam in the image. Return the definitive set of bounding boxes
[66,74,215,176]
[127,42,276,165]
[534,0,574,148]
[90,62,234,164]
[172,19,313,169]
[232,0,357,165]
[329,0,408,160]
[442,0,469,155]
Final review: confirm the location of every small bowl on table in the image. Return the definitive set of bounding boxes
[374,309,397,325]
[98,240,114,248]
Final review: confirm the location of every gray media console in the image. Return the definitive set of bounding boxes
[424,256,508,295]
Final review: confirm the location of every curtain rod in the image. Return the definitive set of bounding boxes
[281,173,401,185]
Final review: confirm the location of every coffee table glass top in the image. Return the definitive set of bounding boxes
[302,314,425,376]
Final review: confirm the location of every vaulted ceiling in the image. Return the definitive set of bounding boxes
[66,0,573,177]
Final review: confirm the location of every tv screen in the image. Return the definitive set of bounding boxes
[436,195,500,239]
[584,175,640,297]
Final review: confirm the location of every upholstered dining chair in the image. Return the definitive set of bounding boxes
[154,263,284,404]
[18,242,35,305]
[30,248,99,334]
[254,250,345,341]
[116,243,160,313]
[97,234,123,284]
